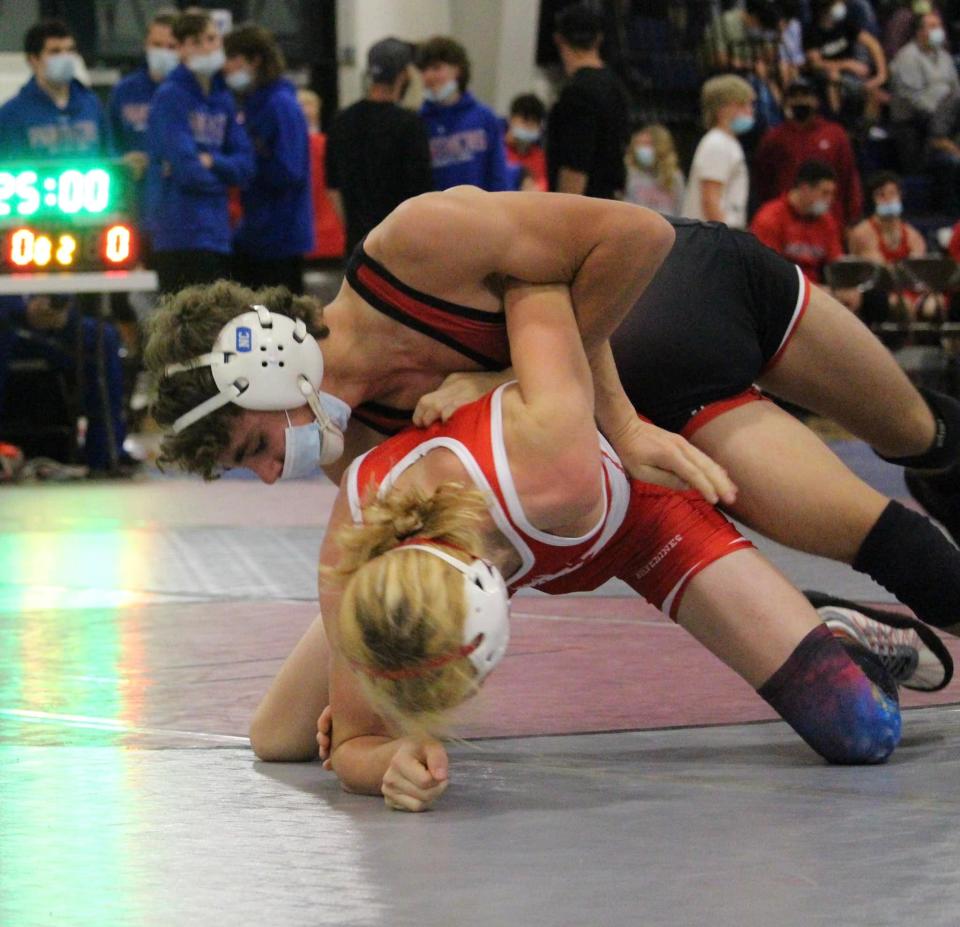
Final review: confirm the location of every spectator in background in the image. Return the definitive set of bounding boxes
[623,124,686,215]
[327,37,432,253]
[804,0,888,126]
[416,36,508,192]
[0,295,127,474]
[0,18,111,158]
[681,74,755,227]
[890,10,960,168]
[146,9,254,294]
[749,159,843,283]
[108,8,179,276]
[885,1,945,60]
[503,93,548,191]
[547,2,629,198]
[108,11,178,187]
[753,77,862,228]
[849,171,933,320]
[703,0,783,71]
[223,24,312,294]
[297,89,345,261]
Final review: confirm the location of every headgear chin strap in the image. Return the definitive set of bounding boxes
[374,542,511,684]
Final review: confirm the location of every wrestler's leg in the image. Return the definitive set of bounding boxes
[690,398,886,562]
[249,610,330,762]
[676,549,901,765]
[757,284,936,459]
[691,400,960,634]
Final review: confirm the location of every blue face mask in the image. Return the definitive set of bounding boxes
[146,47,179,80]
[634,144,656,168]
[187,48,225,78]
[225,68,253,92]
[807,199,830,217]
[44,52,76,85]
[875,199,903,218]
[424,78,458,103]
[511,125,541,144]
[730,114,755,135]
[279,392,352,480]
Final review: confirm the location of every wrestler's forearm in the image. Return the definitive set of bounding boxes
[589,341,639,441]
[331,734,405,796]
[569,209,674,349]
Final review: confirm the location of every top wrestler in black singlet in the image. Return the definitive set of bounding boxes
[345,219,805,436]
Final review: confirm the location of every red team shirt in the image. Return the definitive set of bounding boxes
[749,194,843,284]
[753,116,863,228]
[346,383,751,617]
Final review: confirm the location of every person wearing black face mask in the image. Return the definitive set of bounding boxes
[753,78,864,227]
[325,37,433,254]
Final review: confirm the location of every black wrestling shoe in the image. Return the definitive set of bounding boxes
[904,468,960,547]
[805,590,954,692]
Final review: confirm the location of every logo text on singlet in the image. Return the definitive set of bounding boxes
[634,534,683,580]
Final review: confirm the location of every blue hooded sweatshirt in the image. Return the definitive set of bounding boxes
[146,64,254,253]
[419,91,509,192]
[108,66,159,154]
[233,78,313,258]
[108,66,163,232]
[0,76,112,158]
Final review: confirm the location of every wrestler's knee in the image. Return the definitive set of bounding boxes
[758,624,901,765]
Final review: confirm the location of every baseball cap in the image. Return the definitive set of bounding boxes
[367,37,413,83]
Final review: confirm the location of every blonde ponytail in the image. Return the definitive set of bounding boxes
[331,482,491,735]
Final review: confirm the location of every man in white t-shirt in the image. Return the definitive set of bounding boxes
[682,74,756,228]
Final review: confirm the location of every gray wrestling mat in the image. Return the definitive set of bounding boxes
[2,709,959,927]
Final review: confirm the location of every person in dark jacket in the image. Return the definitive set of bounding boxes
[222,23,313,294]
[145,9,254,294]
[0,18,111,158]
[415,36,509,192]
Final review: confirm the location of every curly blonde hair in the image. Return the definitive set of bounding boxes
[144,279,329,480]
[329,481,491,735]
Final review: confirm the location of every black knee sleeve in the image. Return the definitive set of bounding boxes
[877,387,960,470]
[854,500,960,629]
[758,624,901,765]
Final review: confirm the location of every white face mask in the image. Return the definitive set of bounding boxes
[808,199,830,217]
[44,52,76,85]
[424,78,458,103]
[146,47,179,80]
[187,47,225,78]
[831,2,847,21]
[279,392,351,479]
[225,68,253,92]
[929,27,946,47]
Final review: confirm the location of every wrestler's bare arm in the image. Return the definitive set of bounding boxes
[373,187,675,349]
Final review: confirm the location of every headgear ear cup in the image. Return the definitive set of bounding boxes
[164,305,328,433]
[390,544,511,682]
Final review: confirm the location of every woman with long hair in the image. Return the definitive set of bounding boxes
[251,281,944,811]
[623,124,686,215]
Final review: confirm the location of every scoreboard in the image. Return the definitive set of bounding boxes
[0,161,139,272]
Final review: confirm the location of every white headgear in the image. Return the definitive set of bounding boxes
[394,543,511,683]
[163,305,345,464]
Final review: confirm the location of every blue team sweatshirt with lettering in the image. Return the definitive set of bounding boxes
[233,78,313,258]
[419,91,509,192]
[108,66,163,232]
[146,64,254,253]
[0,76,111,158]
